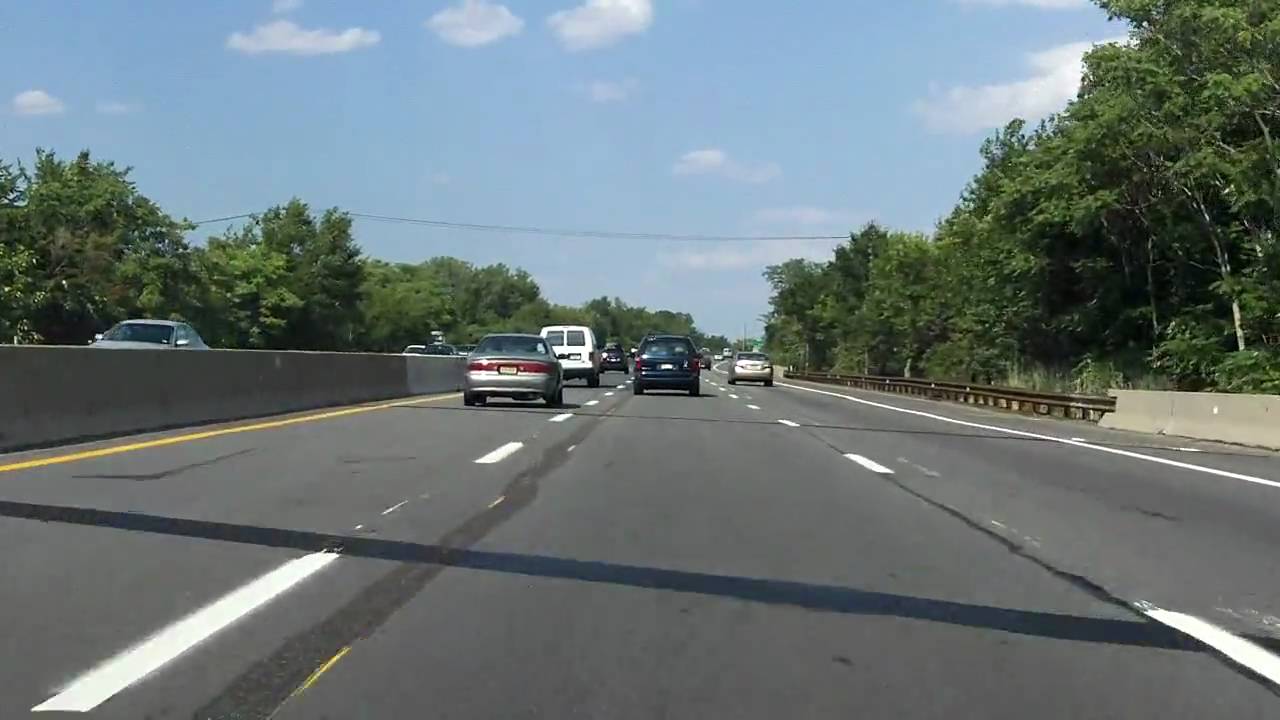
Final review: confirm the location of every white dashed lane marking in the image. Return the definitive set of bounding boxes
[746,404,761,410]
[778,419,799,427]
[475,442,524,464]
[843,454,895,474]
[548,413,574,423]
[380,500,408,515]
[31,553,339,712]
[585,400,600,407]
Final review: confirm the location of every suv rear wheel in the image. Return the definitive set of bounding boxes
[587,373,600,388]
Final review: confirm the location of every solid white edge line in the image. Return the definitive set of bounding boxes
[843,453,896,474]
[778,381,1280,489]
[474,441,524,464]
[548,413,574,423]
[778,419,800,427]
[746,404,761,410]
[380,500,408,515]
[32,553,339,713]
[1137,602,1280,686]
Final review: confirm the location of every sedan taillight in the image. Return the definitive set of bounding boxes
[515,361,553,374]
[468,360,494,372]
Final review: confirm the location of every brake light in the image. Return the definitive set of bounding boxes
[634,358,647,371]
[468,360,494,372]
[515,361,553,374]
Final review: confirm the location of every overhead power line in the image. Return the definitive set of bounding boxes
[190,210,847,243]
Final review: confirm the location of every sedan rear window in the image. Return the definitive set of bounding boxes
[642,340,693,357]
[566,330,586,346]
[737,353,767,361]
[477,336,549,355]
[102,323,173,344]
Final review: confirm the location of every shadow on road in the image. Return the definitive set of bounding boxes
[0,498,1245,656]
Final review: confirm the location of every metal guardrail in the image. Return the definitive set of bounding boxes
[783,370,1116,422]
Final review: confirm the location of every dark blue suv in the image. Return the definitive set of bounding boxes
[632,335,701,396]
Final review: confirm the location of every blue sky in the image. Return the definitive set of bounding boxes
[3,0,1120,337]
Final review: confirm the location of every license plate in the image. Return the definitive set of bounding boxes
[660,363,675,370]
[569,353,582,360]
[498,366,518,375]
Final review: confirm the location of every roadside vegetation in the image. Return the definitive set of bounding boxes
[0,150,730,353]
[764,0,1280,394]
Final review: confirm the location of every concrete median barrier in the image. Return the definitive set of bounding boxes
[0,346,465,452]
[1101,389,1279,450]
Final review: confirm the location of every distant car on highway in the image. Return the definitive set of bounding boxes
[91,320,209,350]
[541,325,600,387]
[403,344,457,356]
[464,333,564,407]
[728,351,774,386]
[713,353,723,362]
[455,344,477,355]
[600,343,628,374]
[699,347,712,369]
[632,335,701,396]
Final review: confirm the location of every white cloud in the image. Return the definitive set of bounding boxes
[586,78,637,103]
[227,20,380,55]
[672,148,780,184]
[913,37,1126,134]
[548,0,652,51]
[12,89,65,116]
[954,0,1088,7]
[749,206,863,228]
[659,206,869,272]
[96,100,138,115]
[427,0,524,47]
[272,0,304,13]
[659,239,840,271]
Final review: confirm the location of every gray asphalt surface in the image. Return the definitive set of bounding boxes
[2,370,1279,718]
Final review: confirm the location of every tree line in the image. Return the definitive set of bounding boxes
[764,0,1280,394]
[0,149,731,354]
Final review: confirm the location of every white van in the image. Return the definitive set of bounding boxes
[540,325,600,387]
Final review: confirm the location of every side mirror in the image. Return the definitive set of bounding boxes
[92,333,104,343]
[175,338,190,347]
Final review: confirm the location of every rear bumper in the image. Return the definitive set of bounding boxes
[600,358,627,370]
[730,368,773,382]
[636,372,698,388]
[464,372,556,398]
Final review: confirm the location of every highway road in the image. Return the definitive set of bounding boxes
[3,366,1280,718]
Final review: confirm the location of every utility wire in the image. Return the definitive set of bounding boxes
[190,210,847,243]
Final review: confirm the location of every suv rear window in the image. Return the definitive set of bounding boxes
[642,339,693,357]
[566,330,586,346]
[544,331,565,345]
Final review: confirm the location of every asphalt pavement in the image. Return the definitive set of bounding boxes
[2,369,1280,718]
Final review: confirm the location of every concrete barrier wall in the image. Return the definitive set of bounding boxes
[0,346,465,452]
[1101,389,1279,450]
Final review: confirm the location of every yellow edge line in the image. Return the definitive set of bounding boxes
[298,645,352,693]
[0,393,461,474]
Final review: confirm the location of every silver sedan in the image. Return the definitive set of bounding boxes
[727,351,774,386]
[463,333,564,407]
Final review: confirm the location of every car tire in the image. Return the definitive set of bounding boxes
[765,379,774,387]
[633,382,645,395]
[463,392,476,406]
[588,373,600,388]
[545,388,562,407]
[688,384,699,397]
[728,378,737,385]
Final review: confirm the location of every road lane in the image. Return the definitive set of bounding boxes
[3,370,1279,717]
[760,374,1280,647]
[272,378,1275,719]
[0,383,626,717]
